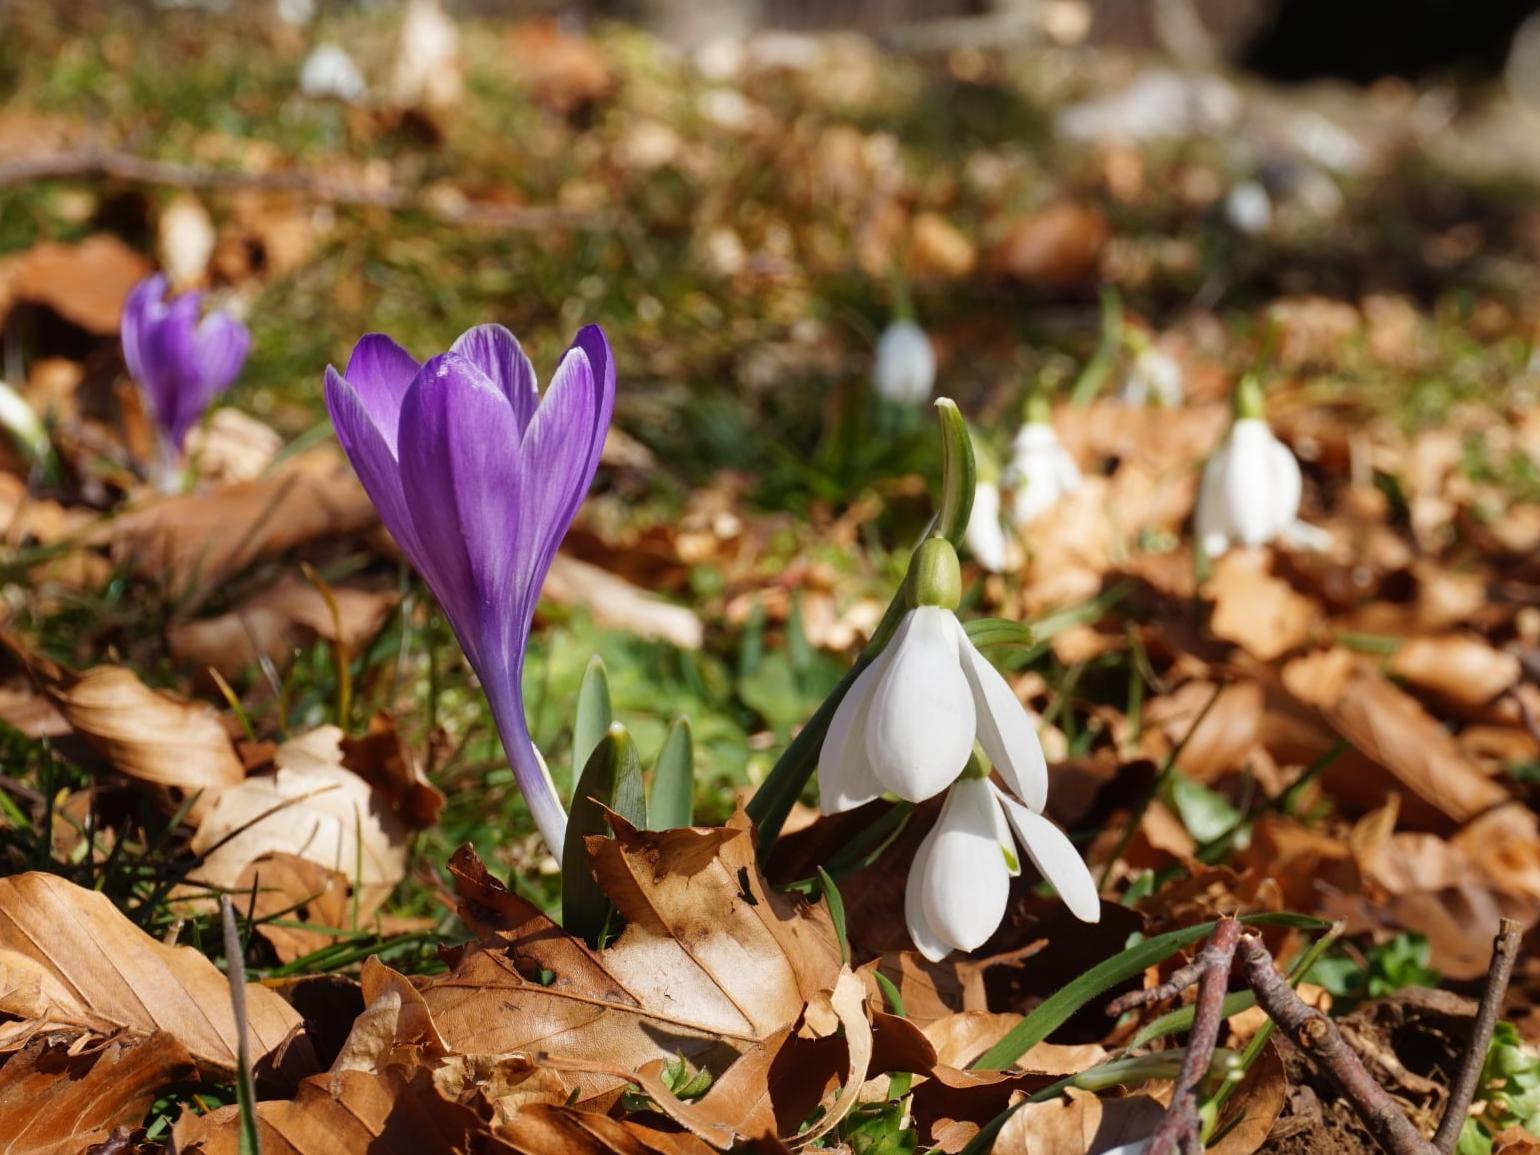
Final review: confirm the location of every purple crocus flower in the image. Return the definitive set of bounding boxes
[121,275,251,488]
[324,323,615,862]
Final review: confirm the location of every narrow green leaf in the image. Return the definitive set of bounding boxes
[970,912,1329,1070]
[873,969,905,1018]
[648,716,694,830]
[817,866,849,965]
[1069,286,1123,407]
[963,618,1035,650]
[562,724,645,944]
[570,656,613,802]
[934,397,976,546]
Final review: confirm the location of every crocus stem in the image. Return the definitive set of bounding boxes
[151,431,184,495]
[485,676,569,866]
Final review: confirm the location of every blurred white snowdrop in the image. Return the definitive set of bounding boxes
[0,381,50,466]
[818,538,1098,960]
[390,0,462,113]
[1196,376,1329,558]
[1224,178,1273,236]
[158,195,217,290]
[300,43,366,103]
[963,436,1009,573]
[873,318,935,406]
[1007,393,1081,525]
[275,0,315,26]
[1121,344,1185,408]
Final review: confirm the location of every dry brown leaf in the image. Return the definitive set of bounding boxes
[340,712,445,830]
[44,664,245,792]
[0,1030,197,1155]
[1208,1040,1288,1155]
[235,853,354,965]
[422,811,842,1096]
[545,553,704,649]
[630,968,873,1148]
[189,726,411,920]
[992,202,1109,289]
[504,20,615,113]
[1388,635,1521,707]
[183,408,285,484]
[498,1104,717,1155]
[1142,680,1264,783]
[0,872,312,1080]
[171,1067,485,1155]
[1208,550,1318,662]
[102,448,377,602]
[993,1088,1167,1155]
[922,1012,1105,1073]
[1282,649,1509,824]
[167,574,398,681]
[1,235,152,334]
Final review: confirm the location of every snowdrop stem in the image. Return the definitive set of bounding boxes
[1233,373,1266,420]
[1023,389,1052,426]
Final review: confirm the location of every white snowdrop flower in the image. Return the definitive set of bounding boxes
[1196,377,1329,558]
[300,43,367,104]
[964,480,1009,573]
[0,381,49,465]
[819,539,1046,812]
[275,0,315,27]
[1121,345,1185,408]
[905,769,1100,961]
[873,319,935,406]
[1007,396,1081,526]
[390,0,462,113]
[1225,178,1273,237]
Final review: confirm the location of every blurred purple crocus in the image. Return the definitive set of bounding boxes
[324,323,615,862]
[121,274,251,490]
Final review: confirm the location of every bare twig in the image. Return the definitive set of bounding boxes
[1236,930,1439,1155]
[0,145,606,231]
[1432,918,1523,1153]
[1107,917,1242,1155]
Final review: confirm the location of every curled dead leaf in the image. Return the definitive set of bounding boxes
[1,234,152,334]
[1388,634,1521,707]
[1207,549,1318,662]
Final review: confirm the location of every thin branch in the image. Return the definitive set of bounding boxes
[1432,918,1523,1153]
[1107,916,1242,1155]
[1236,930,1439,1155]
[0,146,607,231]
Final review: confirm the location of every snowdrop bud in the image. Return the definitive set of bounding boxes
[1225,178,1273,236]
[300,43,367,103]
[873,319,935,406]
[1234,372,1266,420]
[909,537,961,609]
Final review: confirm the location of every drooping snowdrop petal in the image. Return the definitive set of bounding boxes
[817,647,896,814]
[952,618,1047,811]
[865,607,976,802]
[1196,405,1321,558]
[1009,423,1082,526]
[1121,346,1185,408]
[964,481,1009,572]
[1265,429,1303,533]
[903,824,953,962]
[996,789,1101,923]
[918,777,1012,957]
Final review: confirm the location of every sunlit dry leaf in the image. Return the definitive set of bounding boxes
[422,811,841,1097]
[0,1030,197,1155]
[189,726,411,920]
[44,664,244,792]
[1207,550,1318,662]
[1282,649,1509,824]
[993,1088,1167,1155]
[0,234,152,334]
[0,872,312,1080]
[630,968,873,1147]
[504,20,615,114]
[1207,1040,1288,1155]
[102,448,377,602]
[498,1104,717,1155]
[235,853,354,965]
[544,553,703,649]
[1143,680,1264,783]
[1388,634,1520,707]
[167,574,398,681]
[183,407,285,484]
[991,202,1109,289]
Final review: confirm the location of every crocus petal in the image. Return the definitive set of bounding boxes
[818,649,895,814]
[120,274,168,389]
[865,607,975,803]
[324,367,425,570]
[397,353,522,665]
[919,777,1012,953]
[952,618,1047,811]
[903,824,953,961]
[343,334,422,455]
[964,482,1009,573]
[996,789,1101,923]
[450,323,538,434]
